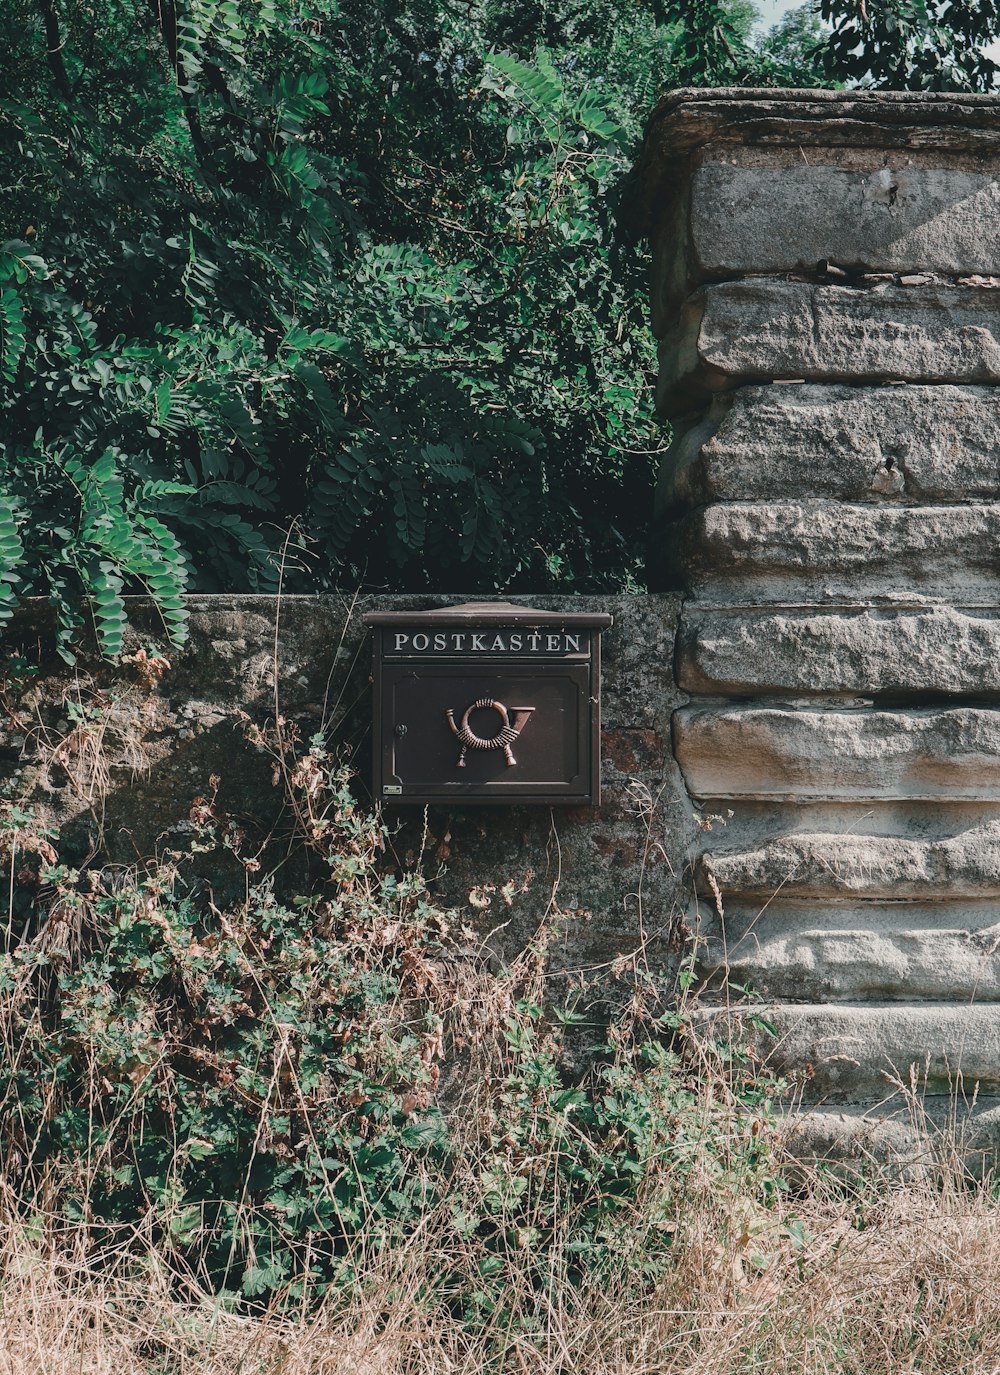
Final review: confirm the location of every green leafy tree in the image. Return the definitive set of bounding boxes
[0,0,827,654]
[817,0,1000,88]
[760,4,831,84]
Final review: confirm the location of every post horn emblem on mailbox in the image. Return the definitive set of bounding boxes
[445,698,535,768]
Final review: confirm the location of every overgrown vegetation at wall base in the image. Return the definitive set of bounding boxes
[0,691,787,1323]
[3,715,1000,1373]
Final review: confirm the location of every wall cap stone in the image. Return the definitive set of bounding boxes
[625,87,1000,239]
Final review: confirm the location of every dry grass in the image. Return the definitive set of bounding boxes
[1,1120,1000,1374]
[5,668,1000,1374]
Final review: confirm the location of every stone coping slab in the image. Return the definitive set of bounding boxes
[626,88,1000,239]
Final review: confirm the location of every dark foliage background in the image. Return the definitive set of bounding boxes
[0,0,996,654]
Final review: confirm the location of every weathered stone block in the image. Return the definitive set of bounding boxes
[658,384,1000,511]
[702,823,1000,901]
[675,705,1000,802]
[699,902,1000,1001]
[657,280,1000,415]
[652,163,1000,325]
[673,500,1000,605]
[705,897,1000,947]
[679,606,1000,697]
[783,1097,1000,1176]
[732,1003,1000,1100]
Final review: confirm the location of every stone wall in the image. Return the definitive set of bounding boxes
[633,89,1000,1163]
[1,594,687,977]
[9,90,1000,1166]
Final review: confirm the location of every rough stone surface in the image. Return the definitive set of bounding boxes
[699,912,1000,1002]
[782,1098,1000,1177]
[702,823,1000,901]
[705,897,1000,945]
[657,384,1000,511]
[626,89,1000,244]
[674,501,1000,605]
[653,163,1000,320]
[679,607,1000,697]
[675,705,1000,802]
[722,1003,1000,1100]
[707,806,1000,871]
[1,594,687,972]
[657,280,1000,415]
[632,91,1000,1146]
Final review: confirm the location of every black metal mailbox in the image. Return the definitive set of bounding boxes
[363,602,613,806]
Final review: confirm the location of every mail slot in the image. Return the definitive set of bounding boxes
[363,602,613,805]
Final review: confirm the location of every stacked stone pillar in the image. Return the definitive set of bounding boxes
[633,90,1000,1161]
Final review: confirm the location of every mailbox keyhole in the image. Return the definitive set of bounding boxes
[394,723,408,738]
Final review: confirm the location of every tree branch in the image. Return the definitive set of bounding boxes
[145,0,215,183]
[37,0,72,100]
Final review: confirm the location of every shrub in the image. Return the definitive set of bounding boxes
[0,707,789,1317]
[0,758,454,1301]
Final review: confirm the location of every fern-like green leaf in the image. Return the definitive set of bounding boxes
[0,287,26,388]
[89,560,127,658]
[487,52,564,113]
[132,512,190,646]
[313,453,374,555]
[0,491,23,627]
[388,468,426,551]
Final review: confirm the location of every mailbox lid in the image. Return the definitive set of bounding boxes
[376,662,597,804]
[363,600,614,630]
